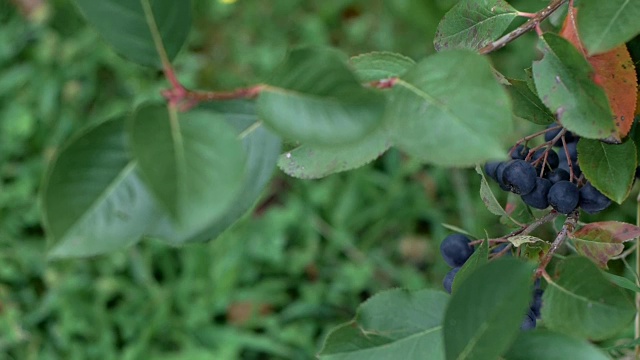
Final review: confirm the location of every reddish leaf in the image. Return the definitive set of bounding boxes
[570,221,640,268]
[560,6,638,140]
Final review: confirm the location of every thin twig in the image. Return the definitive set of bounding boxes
[470,211,559,247]
[536,211,579,276]
[479,0,569,55]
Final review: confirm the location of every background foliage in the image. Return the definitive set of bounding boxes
[1,0,638,359]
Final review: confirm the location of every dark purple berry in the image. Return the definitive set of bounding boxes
[443,267,460,294]
[548,181,579,214]
[510,145,530,160]
[495,161,512,191]
[502,160,537,195]
[579,182,612,214]
[484,161,501,181]
[546,168,570,184]
[520,309,537,331]
[531,288,543,318]
[532,148,559,169]
[558,151,581,177]
[440,234,474,267]
[521,177,552,209]
[544,124,562,143]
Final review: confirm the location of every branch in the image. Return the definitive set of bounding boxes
[479,0,569,55]
[536,210,579,276]
[470,211,559,247]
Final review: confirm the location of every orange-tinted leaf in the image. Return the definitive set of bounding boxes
[570,221,640,268]
[560,6,638,139]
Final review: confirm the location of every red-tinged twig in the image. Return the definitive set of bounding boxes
[536,211,579,277]
[479,0,569,55]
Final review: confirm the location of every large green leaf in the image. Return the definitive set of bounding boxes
[129,104,245,235]
[349,51,415,82]
[434,0,518,51]
[506,79,556,125]
[542,256,635,340]
[73,0,191,67]
[504,330,611,360]
[577,138,636,204]
[444,258,535,360]
[318,289,448,360]
[148,102,281,244]
[532,34,616,141]
[257,47,386,146]
[577,0,640,55]
[389,50,512,166]
[41,118,158,258]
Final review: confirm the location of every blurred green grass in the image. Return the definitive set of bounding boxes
[1,0,638,359]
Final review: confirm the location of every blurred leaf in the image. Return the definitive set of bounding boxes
[257,47,386,146]
[444,259,535,360]
[603,273,640,293]
[506,79,556,125]
[542,256,634,340]
[451,238,488,294]
[504,330,611,360]
[73,0,191,67]
[349,51,415,82]
[560,6,638,139]
[318,289,448,360]
[570,221,640,268]
[41,117,157,258]
[148,101,281,244]
[129,104,245,234]
[577,0,640,55]
[532,34,616,140]
[577,138,636,204]
[434,0,518,51]
[389,50,511,166]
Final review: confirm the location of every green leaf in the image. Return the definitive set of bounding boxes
[503,330,611,360]
[73,0,191,67]
[349,52,415,82]
[148,101,281,244]
[444,258,536,360]
[278,126,391,179]
[257,47,386,146]
[577,0,640,55]
[603,273,640,293]
[532,34,616,140]
[451,238,488,294]
[389,50,512,166]
[434,0,518,51]
[475,165,521,226]
[542,256,635,340]
[41,118,158,258]
[577,138,636,203]
[318,289,448,360]
[508,235,546,248]
[506,79,556,125]
[570,221,640,268]
[129,104,245,234]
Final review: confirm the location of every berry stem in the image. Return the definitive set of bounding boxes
[560,134,577,182]
[478,0,569,54]
[536,211,579,277]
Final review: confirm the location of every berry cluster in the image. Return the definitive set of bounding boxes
[440,233,543,330]
[484,124,612,215]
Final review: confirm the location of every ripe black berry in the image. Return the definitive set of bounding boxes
[544,124,562,143]
[521,177,552,209]
[532,148,559,169]
[440,234,474,267]
[547,181,579,214]
[520,309,537,331]
[530,288,543,318]
[502,160,537,195]
[443,267,460,294]
[495,161,512,191]
[484,161,501,181]
[510,145,529,160]
[546,168,570,184]
[579,182,612,214]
